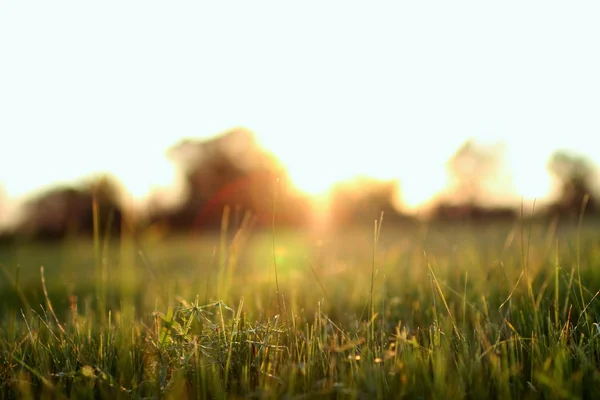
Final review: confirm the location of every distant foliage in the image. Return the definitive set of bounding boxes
[445,139,507,205]
[14,175,124,241]
[546,151,599,218]
[149,128,312,232]
[328,177,407,226]
[428,140,517,223]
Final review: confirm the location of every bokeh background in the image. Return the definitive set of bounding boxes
[1,2,599,240]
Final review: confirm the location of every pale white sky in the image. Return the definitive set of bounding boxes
[1,2,599,223]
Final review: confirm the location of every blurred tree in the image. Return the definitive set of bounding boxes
[429,139,517,222]
[445,139,506,205]
[328,177,407,226]
[0,186,13,244]
[152,128,311,232]
[547,151,598,217]
[0,186,5,227]
[17,175,124,240]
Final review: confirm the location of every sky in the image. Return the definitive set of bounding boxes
[1,2,599,225]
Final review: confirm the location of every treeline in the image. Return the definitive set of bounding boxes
[1,130,598,242]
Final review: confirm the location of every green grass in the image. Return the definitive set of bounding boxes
[1,218,600,399]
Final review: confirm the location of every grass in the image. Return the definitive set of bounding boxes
[1,216,600,399]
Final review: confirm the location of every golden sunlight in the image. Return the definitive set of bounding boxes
[287,169,338,196]
[398,168,449,210]
[507,151,557,202]
[511,166,555,201]
[272,137,554,212]
[264,133,461,211]
[279,152,449,210]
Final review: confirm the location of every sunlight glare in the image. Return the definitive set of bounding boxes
[399,168,449,210]
[287,169,337,196]
[109,155,187,210]
[508,150,556,202]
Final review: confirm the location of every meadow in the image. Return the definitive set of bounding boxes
[1,215,600,399]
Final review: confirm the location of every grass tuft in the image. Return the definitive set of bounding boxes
[1,218,600,398]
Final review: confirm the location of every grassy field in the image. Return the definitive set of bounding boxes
[1,217,600,399]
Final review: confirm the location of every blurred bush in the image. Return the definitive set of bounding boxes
[13,175,124,241]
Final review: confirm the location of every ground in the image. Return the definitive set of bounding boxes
[1,219,600,398]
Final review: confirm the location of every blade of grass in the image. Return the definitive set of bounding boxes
[40,266,65,336]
